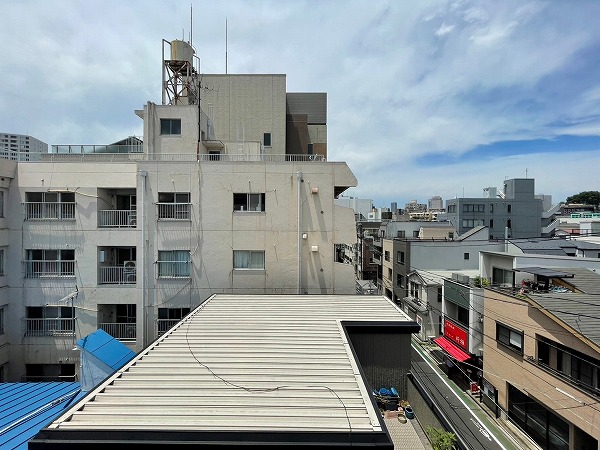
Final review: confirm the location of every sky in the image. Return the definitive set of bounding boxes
[2,0,600,208]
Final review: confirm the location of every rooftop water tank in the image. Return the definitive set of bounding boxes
[170,40,194,64]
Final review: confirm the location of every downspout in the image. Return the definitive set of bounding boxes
[297,171,303,294]
[139,169,148,347]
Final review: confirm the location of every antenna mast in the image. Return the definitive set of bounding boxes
[226,18,228,74]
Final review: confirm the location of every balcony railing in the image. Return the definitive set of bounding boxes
[157,203,191,220]
[52,143,143,154]
[24,260,76,278]
[157,319,180,336]
[23,318,75,337]
[98,266,137,284]
[98,210,137,228]
[99,322,136,341]
[39,153,326,163]
[23,202,75,220]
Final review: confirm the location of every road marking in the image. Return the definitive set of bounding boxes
[412,342,508,450]
[471,417,492,441]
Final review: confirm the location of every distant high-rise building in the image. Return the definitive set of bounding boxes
[428,196,443,210]
[0,133,47,161]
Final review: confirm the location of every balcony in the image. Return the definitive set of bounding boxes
[157,203,191,221]
[98,265,137,284]
[23,202,75,221]
[23,318,74,337]
[24,260,75,278]
[99,209,137,228]
[99,322,136,341]
[157,319,180,336]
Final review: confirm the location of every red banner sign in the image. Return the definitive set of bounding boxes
[444,319,468,350]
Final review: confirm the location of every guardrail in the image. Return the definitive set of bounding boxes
[98,210,137,227]
[23,318,74,336]
[99,322,136,341]
[98,266,137,284]
[23,202,75,220]
[38,153,326,163]
[23,260,75,278]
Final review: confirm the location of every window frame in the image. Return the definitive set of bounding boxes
[25,249,75,278]
[397,251,405,264]
[160,118,182,135]
[157,250,191,278]
[263,132,272,147]
[157,192,191,220]
[233,250,265,270]
[233,193,266,212]
[496,322,524,354]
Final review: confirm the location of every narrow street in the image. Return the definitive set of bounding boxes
[410,340,534,450]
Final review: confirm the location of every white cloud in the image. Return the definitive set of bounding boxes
[1,0,600,207]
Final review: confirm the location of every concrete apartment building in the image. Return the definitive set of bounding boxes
[445,178,559,238]
[0,133,48,161]
[483,269,600,449]
[0,39,357,382]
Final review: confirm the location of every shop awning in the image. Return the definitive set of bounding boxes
[433,336,471,362]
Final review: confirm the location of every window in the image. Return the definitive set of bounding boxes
[409,281,419,299]
[233,193,265,212]
[0,307,4,334]
[457,305,469,326]
[25,192,75,220]
[462,219,484,228]
[158,307,190,335]
[492,267,514,286]
[0,190,4,217]
[397,230,405,238]
[396,274,404,288]
[307,143,313,155]
[25,363,76,382]
[233,250,265,270]
[413,230,420,238]
[160,118,181,135]
[497,322,523,353]
[0,249,3,276]
[157,250,190,278]
[397,251,405,264]
[437,287,443,302]
[507,204,512,213]
[447,204,456,213]
[25,249,75,278]
[463,204,485,212]
[489,219,494,228]
[158,192,190,220]
[464,252,470,260]
[263,132,272,147]
[387,268,392,278]
[384,251,390,262]
[507,219,512,229]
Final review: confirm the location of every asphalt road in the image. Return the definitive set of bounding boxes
[411,343,520,450]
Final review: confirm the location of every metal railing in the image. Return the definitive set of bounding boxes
[38,153,326,163]
[156,261,191,278]
[99,322,136,341]
[51,143,143,154]
[98,210,137,227]
[23,318,74,337]
[23,260,75,278]
[157,319,180,336]
[98,266,137,284]
[157,203,191,220]
[23,202,75,220]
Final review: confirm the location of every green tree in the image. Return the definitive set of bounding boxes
[565,191,600,207]
[426,426,457,450]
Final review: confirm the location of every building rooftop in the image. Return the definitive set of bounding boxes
[32,294,417,448]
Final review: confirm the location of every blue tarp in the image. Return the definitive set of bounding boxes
[0,329,136,449]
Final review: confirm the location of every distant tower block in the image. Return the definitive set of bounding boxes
[162,39,199,105]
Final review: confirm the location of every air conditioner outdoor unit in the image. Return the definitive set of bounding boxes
[124,261,136,272]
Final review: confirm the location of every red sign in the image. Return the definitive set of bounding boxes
[444,319,468,351]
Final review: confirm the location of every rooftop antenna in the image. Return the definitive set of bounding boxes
[225,17,228,74]
[190,3,193,45]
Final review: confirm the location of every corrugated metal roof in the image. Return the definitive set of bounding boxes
[529,292,600,347]
[44,295,413,436]
[0,382,83,449]
[555,267,600,294]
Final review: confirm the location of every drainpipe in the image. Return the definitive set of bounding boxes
[297,171,303,294]
[139,169,148,347]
